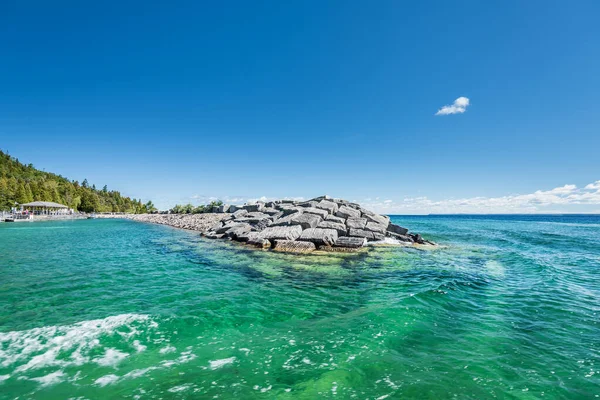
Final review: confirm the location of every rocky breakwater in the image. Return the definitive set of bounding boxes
[126,213,228,231]
[204,196,436,253]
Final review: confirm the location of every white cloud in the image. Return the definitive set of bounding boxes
[361,181,600,214]
[435,96,470,115]
[585,181,600,190]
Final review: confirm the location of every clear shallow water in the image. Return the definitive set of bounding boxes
[0,216,599,399]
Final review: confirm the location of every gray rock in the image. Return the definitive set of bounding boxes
[270,213,298,226]
[346,217,367,229]
[225,224,252,239]
[245,212,271,219]
[302,207,329,219]
[317,221,347,236]
[318,245,362,253]
[276,205,303,216]
[272,240,316,253]
[365,221,388,234]
[336,205,361,219]
[205,232,226,239]
[334,236,367,248]
[387,223,409,236]
[372,232,385,241]
[387,232,414,242]
[216,222,249,234]
[298,201,319,208]
[258,225,303,241]
[315,200,339,215]
[248,237,271,249]
[229,205,240,213]
[325,214,345,224]
[298,228,338,246]
[218,204,230,213]
[243,204,264,213]
[290,213,323,229]
[348,228,375,240]
[410,233,425,244]
[363,212,389,227]
[233,209,248,218]
[262,208,280,216]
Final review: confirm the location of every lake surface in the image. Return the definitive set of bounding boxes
[1,216,599,399]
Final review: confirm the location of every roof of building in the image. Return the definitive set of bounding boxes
[21,201,68,208]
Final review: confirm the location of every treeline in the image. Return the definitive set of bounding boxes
[170,201,223,214]
[0,149,155,213]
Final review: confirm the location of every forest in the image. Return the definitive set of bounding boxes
[0,150,155,213]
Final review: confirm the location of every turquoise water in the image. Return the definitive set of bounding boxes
[1,216,599,399]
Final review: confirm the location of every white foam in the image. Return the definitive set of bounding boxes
[159,345,176,354]
[30,370,65,387]
[485,260,505,278]
[209,357,236,370]
[0,314,150,374]
[95,374,119,387]
[0,374,9,383]
[168,384,192,393]
[93,348,129,367]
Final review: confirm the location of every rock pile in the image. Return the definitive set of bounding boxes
[204,196,435,253]
[125,213,228,231]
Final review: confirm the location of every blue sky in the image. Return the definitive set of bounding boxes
[1,1,599,213]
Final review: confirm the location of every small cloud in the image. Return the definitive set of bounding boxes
[585,181,600,190]
[435,97,470,115]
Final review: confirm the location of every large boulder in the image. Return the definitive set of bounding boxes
[346,217,367,229]
[243,204,264,213]
[387,223,409,236]
[317,221,347,236]
[335,236,367,248]
[270,213,298,226]
[233,209,248,218]
[298,201,319,208]
[362,211,389,227]
[216,222,250,234]
[325,214,345,224]
[272,240,316,253]
[336,205,361,219]
[218,204,230,213]
[258,225,303,241]
[290,213,323,229]
[365,221,388,235]
[298,228,338,246]
[316,200,339,215]
[302,207,329,219]
[348,228,375,241]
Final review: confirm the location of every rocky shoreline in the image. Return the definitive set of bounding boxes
[114,196,436,254]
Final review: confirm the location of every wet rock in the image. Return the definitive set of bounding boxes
[387,223,408,236]
[365,221,388,235]
[248,237,271,249]
[298,228,338,246]
[273,240,316,253]
[258,225,303,241]
[334,236,367,248]
[348,228,375,241]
